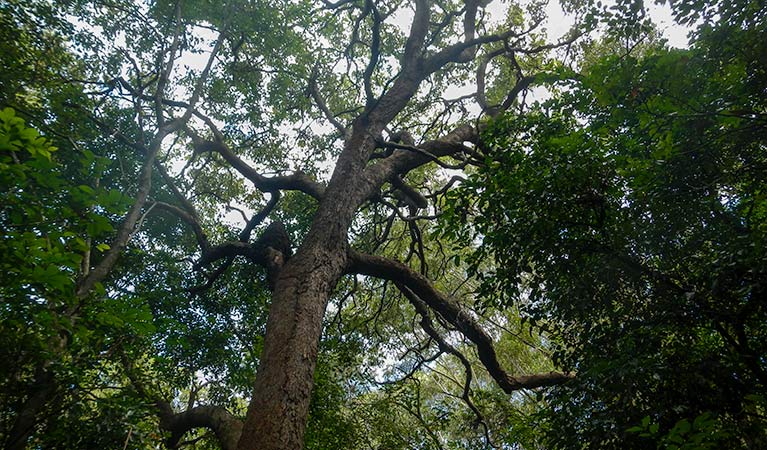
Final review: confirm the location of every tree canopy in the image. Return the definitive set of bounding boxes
[1,0,765,449]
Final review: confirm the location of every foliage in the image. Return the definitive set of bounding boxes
[444,7,767,449]
[2,0,765,449]
[0,106,157,447]
[627,412,730,450]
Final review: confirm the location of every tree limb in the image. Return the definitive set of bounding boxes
[187,129,325,200]
[308,69,348,136]
[75,130,164,298]
[399,283,497,448]
[347,250,574,392]
[154,201,211,253]
[161,405,243,450]
[123,356,242,450]
[197,222,292,289]
[362,0,383,108]
[364,123,478,197]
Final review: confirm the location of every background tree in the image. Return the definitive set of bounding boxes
[445,1,767,447]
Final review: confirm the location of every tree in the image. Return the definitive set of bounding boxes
[445,2,767,447]
[2,0,576,449]
[2,0,764,449]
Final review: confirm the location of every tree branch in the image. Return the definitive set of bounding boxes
[364,123,478,197]
[173,20,228,127]
[308,69,348,136]
[197,222,292,289]
[72,6,232,299]
[400,283,497,448]
[476,47,506,114]
[155,1,183,128]
[347,251,574,392]
[153,201,211,253]
[239,192,281,242]
[122,354,242,450]
[75,130,164,298]
[187,128,325,200]
[362,0,382,108]
[161,405,243,450]
[403,0,430,66]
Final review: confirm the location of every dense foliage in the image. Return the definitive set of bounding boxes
[446,6,767,448]
[1,0,765,449]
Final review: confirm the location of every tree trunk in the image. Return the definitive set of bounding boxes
[236,243,346,450]
[4,369,56,450]
[236,125,380,450]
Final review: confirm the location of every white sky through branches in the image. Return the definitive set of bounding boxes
[173,0,692,228]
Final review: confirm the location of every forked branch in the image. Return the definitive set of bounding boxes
[399,283,497,447]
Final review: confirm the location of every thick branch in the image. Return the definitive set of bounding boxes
[174,21,228,127]
[160,405,243,450]
[155,161,199,217]
[403,0,430,66]
[75,132,164,298]
[198,222,292,289]
[423,28,518,73]
[72,8,231,299]
[390,174,428,209]
[196,241,265,269]
[363,0,382,107]
[364,124,478,196]
[3,369,56,450]
[347,251,573,392]
[500,74,537,110]
[189,136,325,200]
[422,14,578,75]
[152,191,283,293]
[155,1,183,128]
[375,139,469,170]
[476,47,506,114]
[240,192,280,242]
[123,354,242,450]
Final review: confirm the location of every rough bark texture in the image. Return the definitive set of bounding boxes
[237,119,383,449]
[236,246,345,450]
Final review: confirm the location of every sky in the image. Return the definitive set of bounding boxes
[537,0,692,47]
[176,0,694,228]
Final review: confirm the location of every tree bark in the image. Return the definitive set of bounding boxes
[3,370,56,450]
[236,245,345,450]
[236,126,379,450]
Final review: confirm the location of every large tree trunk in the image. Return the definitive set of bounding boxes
[236,244,346,450]
[236,128,379,450]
